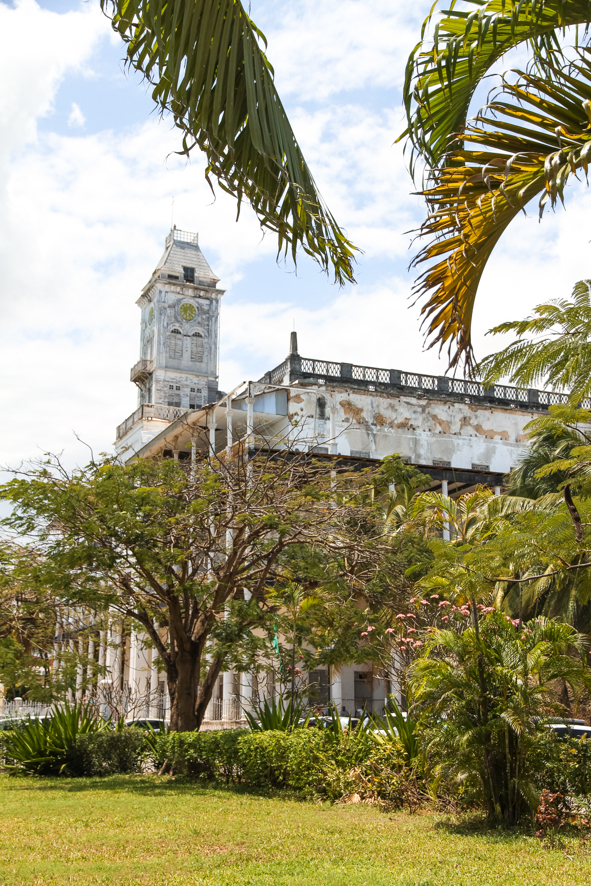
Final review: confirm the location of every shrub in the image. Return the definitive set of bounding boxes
[2,702,107,776]
[65,729,146,777]
[238,728,325,793]
[156,730,243,781]
[157,726,402,801]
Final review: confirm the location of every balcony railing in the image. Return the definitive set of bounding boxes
[130,359,154,384]
[259,355,583,411]
[116,404,187,440]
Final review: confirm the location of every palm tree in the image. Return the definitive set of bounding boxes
[403,0,591,370]
[409,613,591,824]
[100,0,356,285]
[478,280,591,403]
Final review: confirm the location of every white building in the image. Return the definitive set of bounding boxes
[109,228,559,725]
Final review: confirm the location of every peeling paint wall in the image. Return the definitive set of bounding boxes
[282,386,536,472]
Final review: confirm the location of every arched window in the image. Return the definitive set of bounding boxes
[190,331,204,362]
[167,328,183,360]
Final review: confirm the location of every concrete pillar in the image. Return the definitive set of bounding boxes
[241,671,253,717]
[441,479,451,541]
[128,629,139,705]
[208,409,217,457]
[149,648,160,719]
[246,397,255,448]
[330,666,342,711]
[223,671,234,721]
[226,397,233,452]
[87,637,94,695]
[329,407,337,455]
[494,485,501,496]
[68,637,75,702]
[76,636,84,701]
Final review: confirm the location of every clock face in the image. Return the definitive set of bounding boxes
[148,307,155,326]
[179,302,197,321]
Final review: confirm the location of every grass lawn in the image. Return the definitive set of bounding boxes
[0,775,589,886]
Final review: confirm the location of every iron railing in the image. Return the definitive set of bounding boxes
[260,355,587,410]
[116,404,187,440]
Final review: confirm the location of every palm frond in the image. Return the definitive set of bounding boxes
[402,0,591,174]
[478,280,591,401]
[101,0,357,284]
[412,50,591,369]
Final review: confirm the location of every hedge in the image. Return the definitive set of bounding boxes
[65,729,146,777]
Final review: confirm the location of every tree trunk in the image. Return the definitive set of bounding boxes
[169,647,201,732]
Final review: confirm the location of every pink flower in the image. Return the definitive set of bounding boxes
[410,597,416,604]
[413,641,424,647]
[420,599,429,605]
[430,594,440,599]
[406,613,417,619]
[360,632,368,637]
[407,628,416,634]
[396,614,405,620]
[441,616,449,623]
[385,628,395,634]
[367,626,376,632]
[439,601,451,608]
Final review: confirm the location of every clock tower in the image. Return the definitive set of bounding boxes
[115,228,224,452]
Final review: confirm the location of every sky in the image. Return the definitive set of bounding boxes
[1,0,591,469]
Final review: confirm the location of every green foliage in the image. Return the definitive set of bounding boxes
[155,728,326,794]
[65,729,145,777]
[409,612,591,824]
[479,281,591,404]
[243,695,308,732]
[154,729,243,781]
[2,702,107,776]
[373,695,419,766]
[155,721,404,802]
[0,451,370,732]
[530,734,591,798]
[403,1,591,368]
[100,0,356,285]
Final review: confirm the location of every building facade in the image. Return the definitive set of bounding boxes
[109,228,565,725]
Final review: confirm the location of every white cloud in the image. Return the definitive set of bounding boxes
[261,0,424,100]
[2,0,591,475]
[67,102,85,128]
[0,0,106,163]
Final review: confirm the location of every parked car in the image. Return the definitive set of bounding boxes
[544,718,591,739]
[124,718,168,732]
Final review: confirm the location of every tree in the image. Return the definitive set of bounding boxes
[403,0,591,369]
[0,447,369,732]
[410,612,591,824]
[478,280,591,405]
[100,0,356,285]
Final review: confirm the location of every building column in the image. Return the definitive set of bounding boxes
[330,666,342,712]
[76,635,84,701]
[87,636,95,697]
[226,397,233,452]
[223,671,234,722]
[208,409,217,457]
[246,397,255,447]
[494,485,501,496]
[149,648,160,719]
[241,671,253,718]
[329,407,338,455]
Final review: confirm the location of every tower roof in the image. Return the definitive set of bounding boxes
[154,227,219,284]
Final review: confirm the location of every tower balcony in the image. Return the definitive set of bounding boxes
[130,359,154,384]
